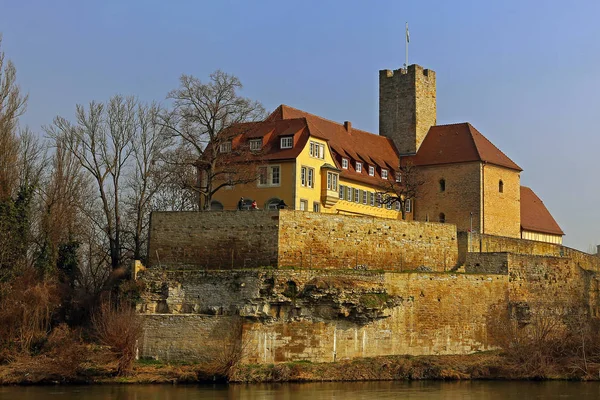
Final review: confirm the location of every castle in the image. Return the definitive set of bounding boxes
[210,64,563,244]
[136,65,594,365]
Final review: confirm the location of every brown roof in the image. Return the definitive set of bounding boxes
[410,123,522,171]
[235,105,399,186]
[520,186,564,236]
[228,107,522,187]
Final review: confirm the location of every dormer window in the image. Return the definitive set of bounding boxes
[309,141,325,159]
[219,141,232,153]
[249,139,262,151]
[355,162,362,173]
[280,136,293,149]
[396,173,402,183]
[382,169,388,179]
[368,166,375,176]
[342,158,348,169]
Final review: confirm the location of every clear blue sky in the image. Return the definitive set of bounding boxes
[1,0,598,251]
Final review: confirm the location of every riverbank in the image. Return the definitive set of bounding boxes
[2,352,600,385]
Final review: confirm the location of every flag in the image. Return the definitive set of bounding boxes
[406,23,410,43]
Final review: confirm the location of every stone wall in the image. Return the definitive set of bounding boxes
[140,314,238,362]
[139,269,507,363]
[465,252,509,274]
[277,211,457,271]
[482,164,521,238]
[415,162,481,233]
[148,210,458,271]
[147,211,279,269]
[457,232,564,265]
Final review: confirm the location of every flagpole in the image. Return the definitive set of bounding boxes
[405,22,409,68]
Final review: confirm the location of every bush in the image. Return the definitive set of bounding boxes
[91,302,143,376]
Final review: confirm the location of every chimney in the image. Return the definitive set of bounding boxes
[379,64,436,155]
[344,121,352,132]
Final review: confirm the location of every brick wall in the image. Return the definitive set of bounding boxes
[147,211,279,269]
[277,211,457,271]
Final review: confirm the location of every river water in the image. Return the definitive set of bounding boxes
[1,381,600,399]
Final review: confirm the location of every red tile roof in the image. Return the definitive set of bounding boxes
[410,123,522,171]
[230,106,522,186]
[520,186,564,236]
[252,105,399,186]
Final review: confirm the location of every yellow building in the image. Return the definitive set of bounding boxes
[211,64,564,244]
[211,106,407,220]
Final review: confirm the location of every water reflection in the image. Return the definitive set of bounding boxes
[1,381,600,399]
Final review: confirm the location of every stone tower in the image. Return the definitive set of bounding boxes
[379,64,436,155]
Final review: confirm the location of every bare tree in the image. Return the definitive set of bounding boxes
[377,160,424,220]
[159,70,266,210]
[0,34,27,201]
[125,103,172,260]
[46,96,137,270]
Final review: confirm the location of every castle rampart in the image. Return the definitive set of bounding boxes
[139,211,600,364]
[148,210,458,272]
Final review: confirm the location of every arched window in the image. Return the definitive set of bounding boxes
[439,213,446,223]
[439,179,446,192]
[499,180,504,193]
[210,200,224,211]
[265,197,285,210]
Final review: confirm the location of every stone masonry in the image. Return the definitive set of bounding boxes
[148,210,458,272]
[379,64,436,155]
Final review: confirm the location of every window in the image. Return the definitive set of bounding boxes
[249,139,262,151]
[299,199,308,211]
[258,166,267,185]
[210,200,224,210]
[376,193,382,207]
[219,141,232,153]
[355,162,362,173]
[300,166,314,188]
[347,187,352,202]
[266,198,281,210]
[368,166,375,176]
[327,172,338,191]
[499,180,504,193]
[272,166,280,185]
[386,200,392,210]
[405,199,412,213]
[362,190,367,205]
[396,173,402,183]
[439,179,446,192]
[395,201,401,211]
[370,192,375,206]
[258,165,280,187]
[354,188,359,203]
[280,136,293,149]
[339,185,344,200]
[309,141,325,159]
[382,169,388,179]
[439,213,446,223]
[313,202,320,212]
[342,158,348,169]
